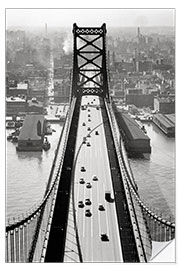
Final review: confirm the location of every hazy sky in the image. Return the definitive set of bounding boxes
[6,8,175,28]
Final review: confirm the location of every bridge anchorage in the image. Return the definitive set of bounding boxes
[6,24,175,263]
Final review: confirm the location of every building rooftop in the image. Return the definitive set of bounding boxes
[27,98,43,107]
[18,114,44,141]
[165,114,175,125]
[157,96,175,103]
[153,114,175,128]
[121,113,149,141]
[6,97,26,102]
[17,83,28,89]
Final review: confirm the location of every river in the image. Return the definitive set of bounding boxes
[6,121,175,223]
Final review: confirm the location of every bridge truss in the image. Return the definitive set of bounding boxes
[71,23,110,100]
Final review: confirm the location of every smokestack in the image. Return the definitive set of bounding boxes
[138,27,140,39]
[45,23,48,37]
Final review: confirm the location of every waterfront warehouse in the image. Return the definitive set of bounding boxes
[17,114,45,151]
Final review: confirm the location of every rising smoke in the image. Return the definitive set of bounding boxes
[63,33,85,54]
[63,34,73,54]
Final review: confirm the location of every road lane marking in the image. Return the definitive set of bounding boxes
[97,182,101,235]
[103,183,110,236]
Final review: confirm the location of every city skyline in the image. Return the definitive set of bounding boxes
[6,8,175,28]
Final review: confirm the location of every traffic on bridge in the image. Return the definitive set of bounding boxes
[64,95,123,262]
[5,23,175,263]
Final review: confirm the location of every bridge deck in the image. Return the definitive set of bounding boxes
[64,96,123,262]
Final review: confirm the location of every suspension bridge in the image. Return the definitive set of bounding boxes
[6,23,175,263]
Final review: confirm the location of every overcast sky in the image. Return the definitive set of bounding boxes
[6,8,175,28]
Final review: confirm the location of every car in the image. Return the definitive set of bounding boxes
[82,122,86,126]
[88,114,91,117]
[82,137,86,144]
[88,118,91,122]
[98,204,105,211]
[81,166,86,172]
[92,175,98,181]
[86,142,91,147]
[87,134,91,138]
[85,209,92,217]
[78,201,84,208]
[101,233,109,241]
[79,178,85,184]
[87,127,91,131]
[86,182,92,188]
[88,109,91,112]
[85,199,92,205]
[95,131,99,135]
[96,106,99,110]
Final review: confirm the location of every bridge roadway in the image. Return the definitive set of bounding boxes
[64,95,123,262]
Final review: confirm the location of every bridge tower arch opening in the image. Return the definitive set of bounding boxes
[71,23,110,100]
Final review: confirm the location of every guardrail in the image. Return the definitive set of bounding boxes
[106,101,175,243]
[105,100,152,262]
[6,97,77,262]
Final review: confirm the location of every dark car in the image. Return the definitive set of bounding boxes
[78,201,84,208]
[81,166,86,172]
[87,127,91,131]
[85,209,92,217]
[85,198,92,205]
[82,122,86,126]
[101,233,109,241]
[86,182,92,188]
[79,178,85,184]
[95,130,99,135]
[87,142,91,147]
[92,175,98,181]
[98,204,105,211]
[88,118,91,122]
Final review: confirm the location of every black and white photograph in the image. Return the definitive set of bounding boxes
[4,5,176,264]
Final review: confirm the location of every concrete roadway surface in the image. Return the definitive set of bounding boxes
[64,95,123,262]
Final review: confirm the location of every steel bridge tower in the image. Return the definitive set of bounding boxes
[71,23,110,100]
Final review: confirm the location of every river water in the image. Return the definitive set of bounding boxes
[6,121,175,223]
[6,123,63,221]
[129,122,175,221]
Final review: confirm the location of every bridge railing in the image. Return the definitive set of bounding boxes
[105,100,152,262]
[106,101,175,243]
[6,97,77,262]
